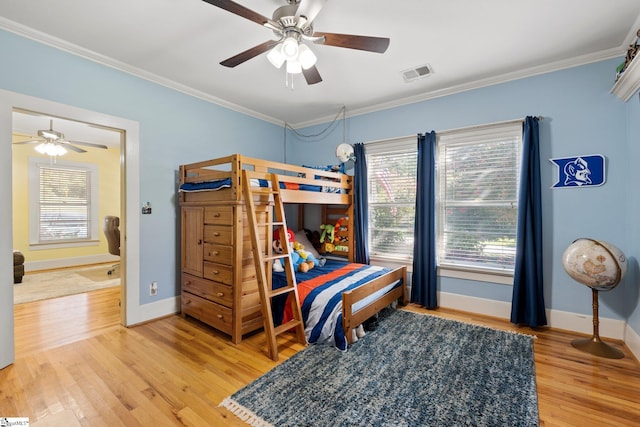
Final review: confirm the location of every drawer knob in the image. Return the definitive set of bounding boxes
[213,250,219,255]
[213,270,219,274]
[214,212,221,217]
[184,299,191,305]
[216,314,223,319]
[214,232,220,236]
[216,292,224,297]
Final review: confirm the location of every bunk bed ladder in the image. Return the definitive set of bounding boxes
[241,169,306,361]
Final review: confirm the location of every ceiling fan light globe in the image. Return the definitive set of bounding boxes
[267,44,285,68]
[298,44,317,69]
[286,60,302,74]
[35,142,66,157]
[281,37,299,60]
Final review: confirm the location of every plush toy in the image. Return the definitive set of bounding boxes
[319,223,336,253]
[273,228,315,273]
[293,241,325,268]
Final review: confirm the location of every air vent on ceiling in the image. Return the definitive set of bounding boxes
[401,64,433,83]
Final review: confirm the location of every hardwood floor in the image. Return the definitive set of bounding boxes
[2,288,639,426]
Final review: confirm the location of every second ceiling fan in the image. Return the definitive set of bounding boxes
[203,0,390,85]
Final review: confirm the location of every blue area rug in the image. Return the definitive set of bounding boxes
[221,309,538,426]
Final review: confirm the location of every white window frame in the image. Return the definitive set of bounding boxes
[28,157,100,249]
[366,136,417,261]
[365,121,522,285]
[436,122,522,284]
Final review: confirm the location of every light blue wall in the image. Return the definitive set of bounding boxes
[288,59,639,324]
[626,89,640,332]
[0,29,284,305]
[2,27,638,330]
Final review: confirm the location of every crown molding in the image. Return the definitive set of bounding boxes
[295,48,623,129]
[1,17,627,129]
[0,17,284,126]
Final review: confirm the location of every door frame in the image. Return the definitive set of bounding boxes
[1,89,141,369]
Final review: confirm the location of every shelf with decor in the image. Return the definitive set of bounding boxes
[612,33,640,101]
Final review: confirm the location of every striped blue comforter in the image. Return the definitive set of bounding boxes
[274,261,399,351]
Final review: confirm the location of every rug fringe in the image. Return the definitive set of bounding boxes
[220,397,274,427]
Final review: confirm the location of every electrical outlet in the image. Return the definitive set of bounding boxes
[150,281,158,296]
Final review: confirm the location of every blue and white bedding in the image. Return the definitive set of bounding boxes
[178,177,343,193]
[273,260,401,351]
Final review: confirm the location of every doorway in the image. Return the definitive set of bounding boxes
[12,109,123,306]
[0,90,142,369]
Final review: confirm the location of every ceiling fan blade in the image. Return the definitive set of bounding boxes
[302,65,323,85]
[220,40,280,67]
[63,144,87,154]
[295,0,327,24]
[12,138,43,145]
[201,0,272,26]
[313,32,390,53]
[63,140,109,150]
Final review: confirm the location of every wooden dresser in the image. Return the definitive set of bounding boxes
[180,201,269,343]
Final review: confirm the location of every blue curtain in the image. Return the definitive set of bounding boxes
[411,132,438,308]
[511,117,547,327]
[353,143,370,265]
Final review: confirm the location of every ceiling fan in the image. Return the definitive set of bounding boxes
[203,0,390,85]
[13,119,109,156]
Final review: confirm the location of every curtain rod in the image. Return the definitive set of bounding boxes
[363,116,543,145]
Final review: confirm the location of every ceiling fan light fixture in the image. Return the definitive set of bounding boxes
[297,44,317,69]
[281,36,299,60]
[267,44,285,68]
[286,59,302,74]
[35,142,67,157]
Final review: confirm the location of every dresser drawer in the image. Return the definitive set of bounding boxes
[203,243,233,265]
[181,291,232,334]
[204,225,232,245]
[181,273,233,307]
[203,262,233,285]
[204,206,233,225]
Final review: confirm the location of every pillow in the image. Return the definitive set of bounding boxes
[294,230,320,259]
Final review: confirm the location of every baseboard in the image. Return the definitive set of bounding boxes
[438,291,626,340]
[25,254,119,272]
[625,324,640,361]
[126,296,181,327]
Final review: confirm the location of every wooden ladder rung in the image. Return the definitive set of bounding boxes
[274,319,303,336]
[269,286,296,298]
[256,221,285,228]
[249,187,276,195]
[263,254,289,262]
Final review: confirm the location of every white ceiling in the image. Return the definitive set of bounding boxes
[2,0,640,128]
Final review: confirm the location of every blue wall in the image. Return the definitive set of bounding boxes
[626,89,640,332]
[288,59,639,324]
[2,28,638,330]
[0,29,284,305]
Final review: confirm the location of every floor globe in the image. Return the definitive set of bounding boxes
[562,238,627,291]
[562,238,627,359]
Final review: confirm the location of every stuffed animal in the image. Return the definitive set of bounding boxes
[319,223,336,253]
[293,241,325,269]
[273,228,315,273]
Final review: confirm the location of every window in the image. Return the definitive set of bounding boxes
[29,158,99,247]
[366,137,417,260]
[437,123,522,273]
[366,122,522,276]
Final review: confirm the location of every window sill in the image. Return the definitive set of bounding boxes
[29,240,100,250]
[438,266,513,285]
[370,256,514,285]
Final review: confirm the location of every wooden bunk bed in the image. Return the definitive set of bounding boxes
[178,154,406,357]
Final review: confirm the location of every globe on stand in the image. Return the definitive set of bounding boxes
[562,238,627,359]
